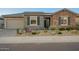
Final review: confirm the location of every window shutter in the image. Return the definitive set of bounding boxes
[27,16,30,25]
[59,17,61,25]
[68,17,70,25]
[37,16,40,25]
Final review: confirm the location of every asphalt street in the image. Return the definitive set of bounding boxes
[0,42,79,51]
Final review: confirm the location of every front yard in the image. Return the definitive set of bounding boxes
[0,29,79,43]
[0,29,79,37]
[16,29,79,36]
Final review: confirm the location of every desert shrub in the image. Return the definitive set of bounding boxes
[32,31,37,35]
[50,27,56,30]
[57,31,62,34]
[66,27,71,31]
[70,27,73,30]
[58,28,65,31]
[16,28,23,35]
[17,28,19,34]
[76,28,79,30]
[65,27,73,31]
[76,24,79,30]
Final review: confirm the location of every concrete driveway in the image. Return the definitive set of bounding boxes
[0,29,16,37]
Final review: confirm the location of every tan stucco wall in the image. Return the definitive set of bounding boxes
[76,17,79,25]
[4,17,24,29]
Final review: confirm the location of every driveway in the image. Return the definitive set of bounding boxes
[0,29,16,37]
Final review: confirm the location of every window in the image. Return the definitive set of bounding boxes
[31,20,36,24]
[59,16,69,26]
[61,19,66,24]
[30,16,37,26]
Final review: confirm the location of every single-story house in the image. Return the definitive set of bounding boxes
[2,8,79,30]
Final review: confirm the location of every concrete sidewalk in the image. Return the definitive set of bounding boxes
[0,36,79,44]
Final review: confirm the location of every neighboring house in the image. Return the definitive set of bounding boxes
[0,17,4,29]
[2,8,79,30]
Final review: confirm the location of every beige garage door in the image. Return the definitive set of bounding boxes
[6,18,24,29]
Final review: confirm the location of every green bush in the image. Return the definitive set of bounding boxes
[66,27,73,31]
[76,24,79,30]
[66,27,71,31]
[76,28,79,30]
[17,29,19,34]
[16,28,23,35]
[58,28,65,31]
[32,32,37,35]
[57,31,62,34]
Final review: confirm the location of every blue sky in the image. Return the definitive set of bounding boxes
[0,8,79,15]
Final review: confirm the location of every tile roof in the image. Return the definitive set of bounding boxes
[2,8,79,17]
[24,12,51,15]
[52,8,78,15]
[2,13,24,17]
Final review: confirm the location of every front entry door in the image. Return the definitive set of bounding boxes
[44,19,50,29]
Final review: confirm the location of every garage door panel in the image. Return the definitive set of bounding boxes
[6,18,24,29]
